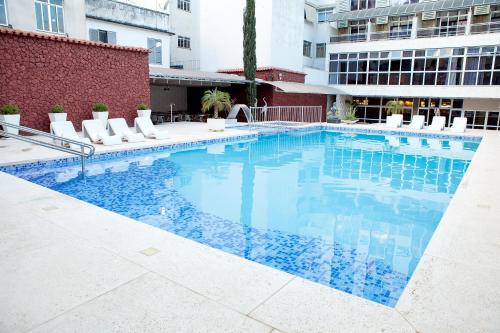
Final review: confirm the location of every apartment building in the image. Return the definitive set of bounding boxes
[326,0,500,130]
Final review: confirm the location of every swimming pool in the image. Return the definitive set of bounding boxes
[2,130,479,307]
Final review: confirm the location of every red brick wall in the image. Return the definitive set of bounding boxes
[257,85,327,122]
[0,29,150,131]
[220,67,306,83]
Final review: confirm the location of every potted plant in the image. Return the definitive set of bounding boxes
[137,103,151,118]
[0,104,21,135]
[201,88,231,131]
[336,101,359,124]
[92,102,109,126]
[48,104,67,123]
[385,100,404,116]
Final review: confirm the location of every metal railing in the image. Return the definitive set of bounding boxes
[330,33,367,43]
[470,21,500,35]
[416,25,466,38]
[370,30,413,41]
[250,106,323,124]
[0,121,95,173]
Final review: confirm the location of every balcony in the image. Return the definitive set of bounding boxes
[330,33,367,43]
[85,0,171,34]
[370,30,412,41]
[416,25,466,38]
[470,21,500,34]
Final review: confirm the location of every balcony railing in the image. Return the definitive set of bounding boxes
[470,21,500,34]
[370,30,412,41]
[330,33,367,43]
[416,25,466,38]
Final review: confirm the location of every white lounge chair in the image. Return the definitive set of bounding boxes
[135,117,169,139]
[108,118,145,143]
[427,138,442,150]
[450,117,467,133]
[82,119,122,146]
[50,121,92,150]
[386,114,403,128]
[408,115,425,130]
[407,136,421,148]
[428,116,446,131]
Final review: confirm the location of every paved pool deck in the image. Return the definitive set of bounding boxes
[1,122,499,332]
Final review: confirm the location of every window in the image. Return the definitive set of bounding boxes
[177,0,190,12]
[0,0,7,26]
[89,29,116,44]
[177,36,191,49]
[437,10,467,37]
[34,0,64,34]
[350,0,375,11]
[303,40,312,57]
[317,7,333,23]
[316,43,326,58]
[329,45,500,87]
[148,38,162,65]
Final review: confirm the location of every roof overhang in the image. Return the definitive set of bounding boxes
[264,81,344,95]
[149,67,250,86]
[330,0,500,21]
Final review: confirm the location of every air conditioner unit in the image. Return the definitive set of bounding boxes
[376,16,389,24]
[337,20,348,28]
[474,5,490,15]
[422,11,436,20]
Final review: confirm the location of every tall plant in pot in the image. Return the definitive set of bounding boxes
[137,103,151,118]
[385,100,404,116]
[201,89,232,131]
[336,101,359,124]
[0,104,21,135]
[48,104,67,123]
[92,102,109,126]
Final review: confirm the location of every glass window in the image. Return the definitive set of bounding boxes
[303,40,312,57]
[316,43,326,58]
[34,0,64,33]
[424,72,436,85]
[0,0,8,26]
[148,38,162,65]
[414,58,425,71]
[412,73,423,85]
[317,7,333,23]
[89,29,116,44]
[177,0,190,12]
[463,72,477,85]
[177,36,191,49]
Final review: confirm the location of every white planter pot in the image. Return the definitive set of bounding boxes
[137,109,151,118]
[207,118,225,132]
[92,111,109,127]
[0,114,21,135]
[48,112,67,123]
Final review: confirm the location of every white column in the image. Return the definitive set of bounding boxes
[466,9,472,35]
[411,16,418,39]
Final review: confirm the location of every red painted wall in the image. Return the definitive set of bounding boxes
[221,67,306,83]
[0,28,150,131]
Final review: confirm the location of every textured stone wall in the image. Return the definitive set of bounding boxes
[0,28,150,131]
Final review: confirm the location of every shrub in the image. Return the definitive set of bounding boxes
[92,102,108,112]
[0,104,20,115]
[50,104,65,113]
[137,103,149,110]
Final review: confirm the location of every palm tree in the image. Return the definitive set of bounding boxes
[385,100,404,115]
[201,89,232,119]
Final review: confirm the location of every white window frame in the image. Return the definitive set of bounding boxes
[317,7,334,23]
[316,43,326,58]
[34,0,65,34]
[0,0,8,26]
[177,36,191,49]
[148,37,162,65]
[177,0,190,12]
[303,40,312,57]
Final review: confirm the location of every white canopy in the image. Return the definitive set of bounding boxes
[264,81,345,95]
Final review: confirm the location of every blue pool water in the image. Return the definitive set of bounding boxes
[3,130,479,306]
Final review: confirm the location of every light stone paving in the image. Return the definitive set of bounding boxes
[0,122,499,332]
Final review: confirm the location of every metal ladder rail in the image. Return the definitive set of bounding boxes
[0,120,95,173]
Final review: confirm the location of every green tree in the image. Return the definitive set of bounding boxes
[243,0,257,106]
[201,89,232,119]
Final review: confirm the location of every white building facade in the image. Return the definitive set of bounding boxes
[326,0,500,129]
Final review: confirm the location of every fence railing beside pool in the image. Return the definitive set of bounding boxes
[250,106,323,124]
